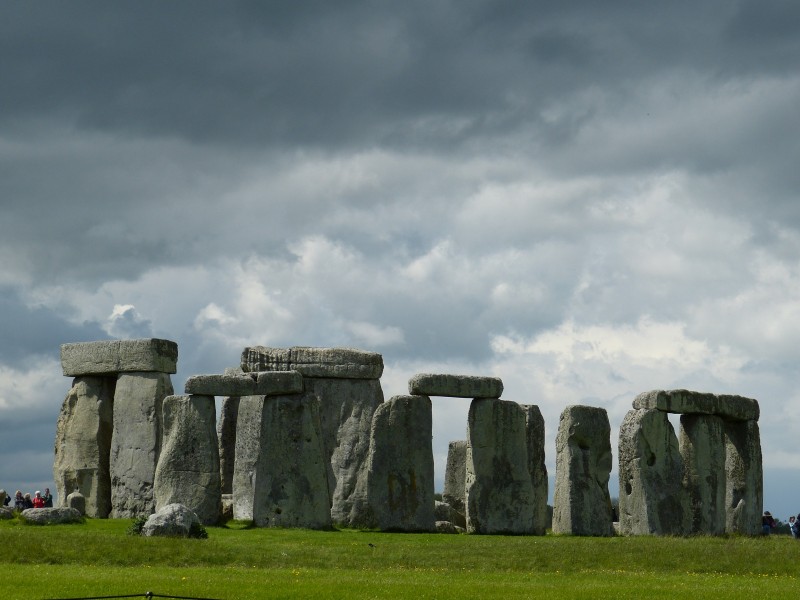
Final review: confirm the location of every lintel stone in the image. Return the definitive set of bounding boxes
[184,371,303,397]
[242,346,383,379]
[62,339,178,376]
[408,373,503,399]
[633,389,759,422]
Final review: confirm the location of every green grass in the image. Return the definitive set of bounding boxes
[1,516,798,599]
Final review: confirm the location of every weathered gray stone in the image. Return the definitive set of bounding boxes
[184,371,303,397]
[61,339,178,376]
[360,395,435,531]
[0,507,12,520]
[220,494,233,523]
[52,376,114,518]
[67,491,86,515]
[242,346,383,379]
[305,377,384,525]
[217,396,240,495]
[680,414,727,535]
[434,500,466,528]
[21,507,82,525]
[232,392,331,529]
[110,371,173,518]
[633,389,759,422]
[442,440,467,515]
[185,374,256,396]
[154,395,221,525]
[435,520,459,534]
[552,405,614,536]
[141,503,200,537]
[465,398,536,535]
[725,419,762,535]
[618,409,688,535]
[522,404,549,536]
[408,373,503,399]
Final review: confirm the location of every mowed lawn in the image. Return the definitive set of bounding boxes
[1,517,798,599]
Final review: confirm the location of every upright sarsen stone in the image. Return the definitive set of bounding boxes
[680,414,726,535]
[618,409,687,535]
[154,395,220,525]
[552,405,613,536]
[217,396,240,495]
[52,376,114,518]
[522,404,548,536]
[724,419,762,535]
[232,392,331,529]
[442,440,467,516]
[466,398,535,535]
[110,371,173,518]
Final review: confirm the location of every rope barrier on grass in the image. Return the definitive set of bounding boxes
[44,593,222,600]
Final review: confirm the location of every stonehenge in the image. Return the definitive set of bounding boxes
[52,339,763,537]
[618,390,762,536]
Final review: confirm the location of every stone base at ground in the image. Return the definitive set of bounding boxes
[21,507,82,525]
[141,503,200,537]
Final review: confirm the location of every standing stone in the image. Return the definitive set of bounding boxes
[294,377,383,524]
[442,440,467,516]
[522,404,549,535]
[52,376,115,518]
[680,414,727,535]
[67,490,86,515]
[154,395,221,525]
[466,398,535,535]
[241,347,384,525]
[231,395,264,522]
[618,409,687,535]
[359,395,435,532]
[110,371,173,518]
[233,392,331,529]
[217,396,240,495]
[724,419,762,535]
[552,405,613,536]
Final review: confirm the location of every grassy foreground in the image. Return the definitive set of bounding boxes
[1,517,799,599]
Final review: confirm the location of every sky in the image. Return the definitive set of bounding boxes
[1,1,799,522]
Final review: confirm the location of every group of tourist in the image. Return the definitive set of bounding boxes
[1,488,53,510]
[762,511,800,538]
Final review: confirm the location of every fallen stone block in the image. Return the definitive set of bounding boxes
[242,346,383,379]
[435,520,459,534]
[408,373,503,398]
[434,500,466,528]
[633,389,759,422]
[141,503,200,537]
[552,405,614,536]
[61,339,178,376]
[21,507,82,525]
[67,491,86,516]
[0,507,12,520]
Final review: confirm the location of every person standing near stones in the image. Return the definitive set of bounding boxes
[789,515,799,539]
[14,490,25,510]
[0,489,9,506]
[761,511,776,535]
[42,488,53,508]
[32,491,45,509]
[22,492,34,510]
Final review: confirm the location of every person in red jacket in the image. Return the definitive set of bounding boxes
[31,491,45,509]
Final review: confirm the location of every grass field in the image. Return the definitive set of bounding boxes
[1,516,799,599]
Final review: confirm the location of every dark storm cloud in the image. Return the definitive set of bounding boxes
[0,287,108,367]
[4,1,794,152]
